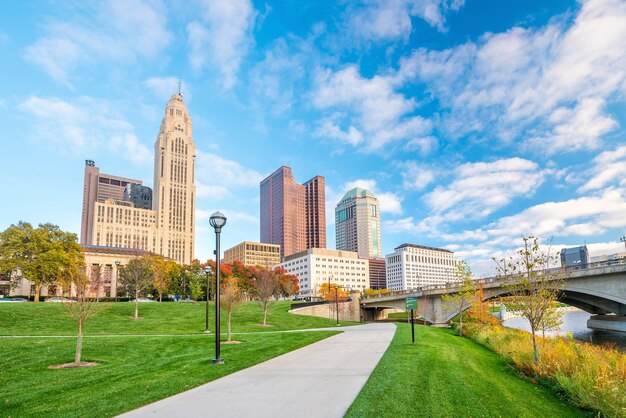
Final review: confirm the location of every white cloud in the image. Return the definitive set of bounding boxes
[196,182,233,199]
[18,95,151,165]
[400,161,436,191]
[108,134,152,165]
[187,0,257,89]
[400,0,626,152]
[197,208,257,223]
[578,145,626,192]
[145,77,191,102]
[313,65,432,151]
[486,188,626,239]
[23,0,170,86]
[424,157,547,222]
[526,98,617,154]
[346,0,465,42]
[196,150,263,190]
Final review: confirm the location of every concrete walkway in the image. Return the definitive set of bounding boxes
[120,322,396,418]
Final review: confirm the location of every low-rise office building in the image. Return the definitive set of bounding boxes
[385,243,457,291]
[223,241,281,267]
[277,248,369,299]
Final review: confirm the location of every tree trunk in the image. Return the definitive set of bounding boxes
[263,304,268,326]
[227,311,232,342]
[459,310,463,337]
[75,319,83,364]
[34,283,41,302]
[134,288,139,319]
[531,325,539,366]
[159,293,162,302]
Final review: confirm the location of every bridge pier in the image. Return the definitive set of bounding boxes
[587,314,626,333]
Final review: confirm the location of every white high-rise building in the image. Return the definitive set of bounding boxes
[83,92,196,265]
[153,93,196,264]
[277,248,369,299]
[385,244,457,291]
[335,188,382,258]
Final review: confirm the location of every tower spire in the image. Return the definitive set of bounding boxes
[178,77,182,96]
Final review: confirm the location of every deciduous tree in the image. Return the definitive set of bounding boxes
[151,256,175,302]
[494,236,565,365]
[220,277,246,342]
[59,259,102,366]
[119,257,153,319]
[441,261,476,336]
[0,222,83,302]
[251,267,280,326]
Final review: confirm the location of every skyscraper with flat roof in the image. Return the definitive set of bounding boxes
[260,166,326,260]
[335,187,381,258]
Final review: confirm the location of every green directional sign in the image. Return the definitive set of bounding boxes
[405,297,418,310]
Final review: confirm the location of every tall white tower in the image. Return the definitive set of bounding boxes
[153,93,196,265]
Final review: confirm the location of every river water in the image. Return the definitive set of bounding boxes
[504,310,626,351]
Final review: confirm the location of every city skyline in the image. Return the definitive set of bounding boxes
[1,0,626,276]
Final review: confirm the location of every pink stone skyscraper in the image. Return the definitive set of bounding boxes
[260,166,326,260]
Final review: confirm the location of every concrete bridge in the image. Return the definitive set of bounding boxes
[361,261,626,332]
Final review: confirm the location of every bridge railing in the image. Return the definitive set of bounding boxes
[361,258,626,300]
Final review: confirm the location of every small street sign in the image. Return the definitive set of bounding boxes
[405,297,418,310]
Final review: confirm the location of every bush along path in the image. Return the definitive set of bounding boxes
[346,323,587,418]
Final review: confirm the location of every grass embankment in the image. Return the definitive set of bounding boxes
[465,324,626,417]
[0,300,355,335]
[346,323,586,417]
[0,302,340,417]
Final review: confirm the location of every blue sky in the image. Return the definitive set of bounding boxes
[1,0,625,276]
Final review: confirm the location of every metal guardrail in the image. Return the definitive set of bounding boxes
[361,258,626,300]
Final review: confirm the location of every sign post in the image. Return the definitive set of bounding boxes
[405,297,418,344]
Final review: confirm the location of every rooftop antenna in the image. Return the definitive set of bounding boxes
[178,76,182,96]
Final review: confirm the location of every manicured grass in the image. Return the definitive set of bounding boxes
[0,302,343,416]
[1,332,337,417]
[346,324,587,417]
[0,301,356,335]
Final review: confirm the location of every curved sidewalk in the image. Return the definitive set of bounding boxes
[120,322,396,418]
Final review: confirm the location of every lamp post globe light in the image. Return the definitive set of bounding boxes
[620,236,626,251]
[209,211,227,365]
[203,265,212,333]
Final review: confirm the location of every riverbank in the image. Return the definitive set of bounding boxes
[346,323,585,417]
[504,309,626,351]
[464,323,626,417]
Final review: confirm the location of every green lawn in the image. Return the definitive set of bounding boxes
[0,302,341,417]
[346,323,588,417]
[0,300,355,335]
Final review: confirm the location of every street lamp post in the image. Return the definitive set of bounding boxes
[209,211,227,365]
[204,265,212,333]
[620,236,626,252]
[333,285,339,326]
[114,260,120,302]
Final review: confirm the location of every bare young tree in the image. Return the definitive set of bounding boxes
[119,257,154,319]
[441,261,476,336]
[494,236,564,365]
[251,267,280,326]
[220,277,246,342]
[59,263,103,366]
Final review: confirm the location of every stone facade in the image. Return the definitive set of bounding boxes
[385,243,457,291]
[277,248,369,299]
[82,93,196,265]
[223,241,281,267]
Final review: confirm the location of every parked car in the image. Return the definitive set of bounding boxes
[45,297,76,303]
[129,298,156,302]
[0,297,27,302]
